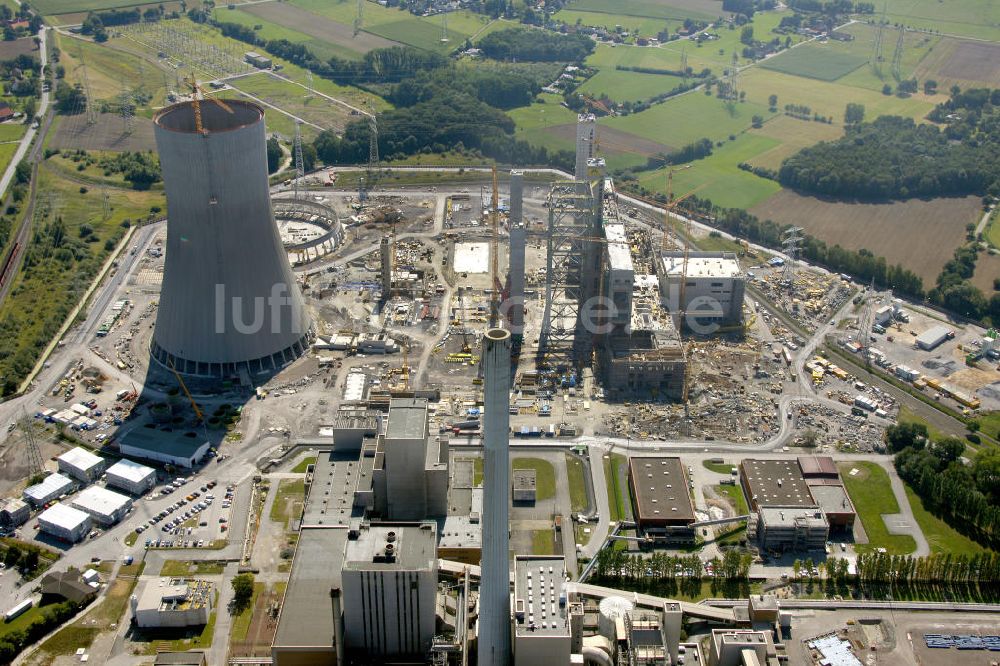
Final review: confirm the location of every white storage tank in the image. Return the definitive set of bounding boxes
[597,596,634,642]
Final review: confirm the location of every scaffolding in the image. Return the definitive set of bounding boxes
[538,181,599,370]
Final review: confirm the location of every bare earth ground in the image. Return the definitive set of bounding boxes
[970,251,1000,294]
[243,1,401,53]
[750,191,983,285]
[0,37,38,60]
[915,38,1000,88]
[548,122,672,159]
[50,113,156,152]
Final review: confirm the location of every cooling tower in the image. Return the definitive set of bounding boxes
[479,328,512,666]
[150,100,312,377]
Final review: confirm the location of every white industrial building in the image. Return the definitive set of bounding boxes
[71,486,133,526]
[659,251,745,327]
[916,325,952,351]
[23,473,75,507]
[132,578,214,628]
[604,224,634,327]
[513,556,573,665]
[341,522,438,660]
[0,498,29,530]
[105,459,157,495]
[119,430,211,468]
[57,447,105,483]
[374,398,448,520]
[37,502,92,543]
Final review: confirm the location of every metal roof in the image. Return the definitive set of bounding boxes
[72,486,132,517]
[58,446,104,472]
[24,473,75,502]
[37,502,90,530]
[106,458,157,484]
[628,457,696,523]
[741,459,815,509]
[385,398,428,440]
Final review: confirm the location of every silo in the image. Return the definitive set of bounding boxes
[597,596,634,642]
[151,100,313,377]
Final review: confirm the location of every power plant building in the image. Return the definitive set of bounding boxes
[513,556,572,666]
[341,522,438,661]
[507,170,526,333]
[71,486,133,526]
[151,99,312,378]
[660,251,745,328]
[57,446,105,483]
[374,398,448,520]
[105,459,158,495]
[37,502,92,543]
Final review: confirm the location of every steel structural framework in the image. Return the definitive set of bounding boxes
[538,181,601,369]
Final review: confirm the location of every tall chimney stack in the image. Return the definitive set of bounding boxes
[479,328,512,666]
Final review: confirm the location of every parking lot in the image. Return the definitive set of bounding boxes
[135,477,236,549]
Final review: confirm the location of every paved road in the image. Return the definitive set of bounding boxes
[0,28,48,201]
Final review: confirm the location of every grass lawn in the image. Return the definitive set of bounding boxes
[760,44,867,81]
[291,456,317,473]
[636,132,782,209]
[985,210,1000,249]
[39,574,139,659]
[973,410,1000,441]
[473,456,483,486]
[702,459,735,474]
[0,122,25,142]
[604,453,629,522]
[903,486,987,556]
[531,529,557,555]
[229,582,264,642]
[159,560,226,576]
[578,68,687,104]
[59,32,167,106]
[838,462,916,555]
[714,484,749,515]
[512,457,556,501]
[269,479,306,527]
[124,531,139,546]
[898,404,946,442]
[565,454,589,513]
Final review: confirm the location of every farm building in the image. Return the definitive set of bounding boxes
[23,473,75,507]
[57,446,106,483]
[0,498,29,530]
[105,459,157,495]
[37,503,91,543]
[71,486,133,526]
[627,457,696,543]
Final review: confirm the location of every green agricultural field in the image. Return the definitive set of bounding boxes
[229,73,349,133]
[747,114,843,171]
[578,68,687,103]
[636,132,782,209]
[605,92,774,148]
[838,462,916,555]
[213,7,359,62]
[873,0,1000,42]
[836,22,942,93]
[587,42,692,72]
[35,0,161,15]
[760,44,867,81]
[60,33,167,106]
[553,8,682,38]
[739,68,936,125]
[565,0,717,21]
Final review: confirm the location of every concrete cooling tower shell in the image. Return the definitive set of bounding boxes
[151,100,313,377]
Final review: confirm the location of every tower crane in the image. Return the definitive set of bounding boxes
[662,164,692,252]
[183,73,234,135]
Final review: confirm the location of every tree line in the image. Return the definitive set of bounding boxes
[886,421,1000,550]
[591,546,751,582]
[778,89,1000,200]
[856,550,1000,584]
[477,27,594,62]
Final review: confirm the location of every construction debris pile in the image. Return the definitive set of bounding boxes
[755,269,854,331]
[788,402,888,452]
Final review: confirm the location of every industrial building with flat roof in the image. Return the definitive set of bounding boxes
[739,459,815,510]
[755,507,828,553]
[57,446,105,483]
[375,398,448,521]
[659,251,745,327]
[105,459,157,495]
[342,522,438,661]
[133,579,213,628]
[513,556,574,666]
[512,468,536,504]
[37,502,91,543]
[0,498,29,530]
[628,457,696,543]
[71,486,133,526]
[119,430,211,468]
[23,473,75,507]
